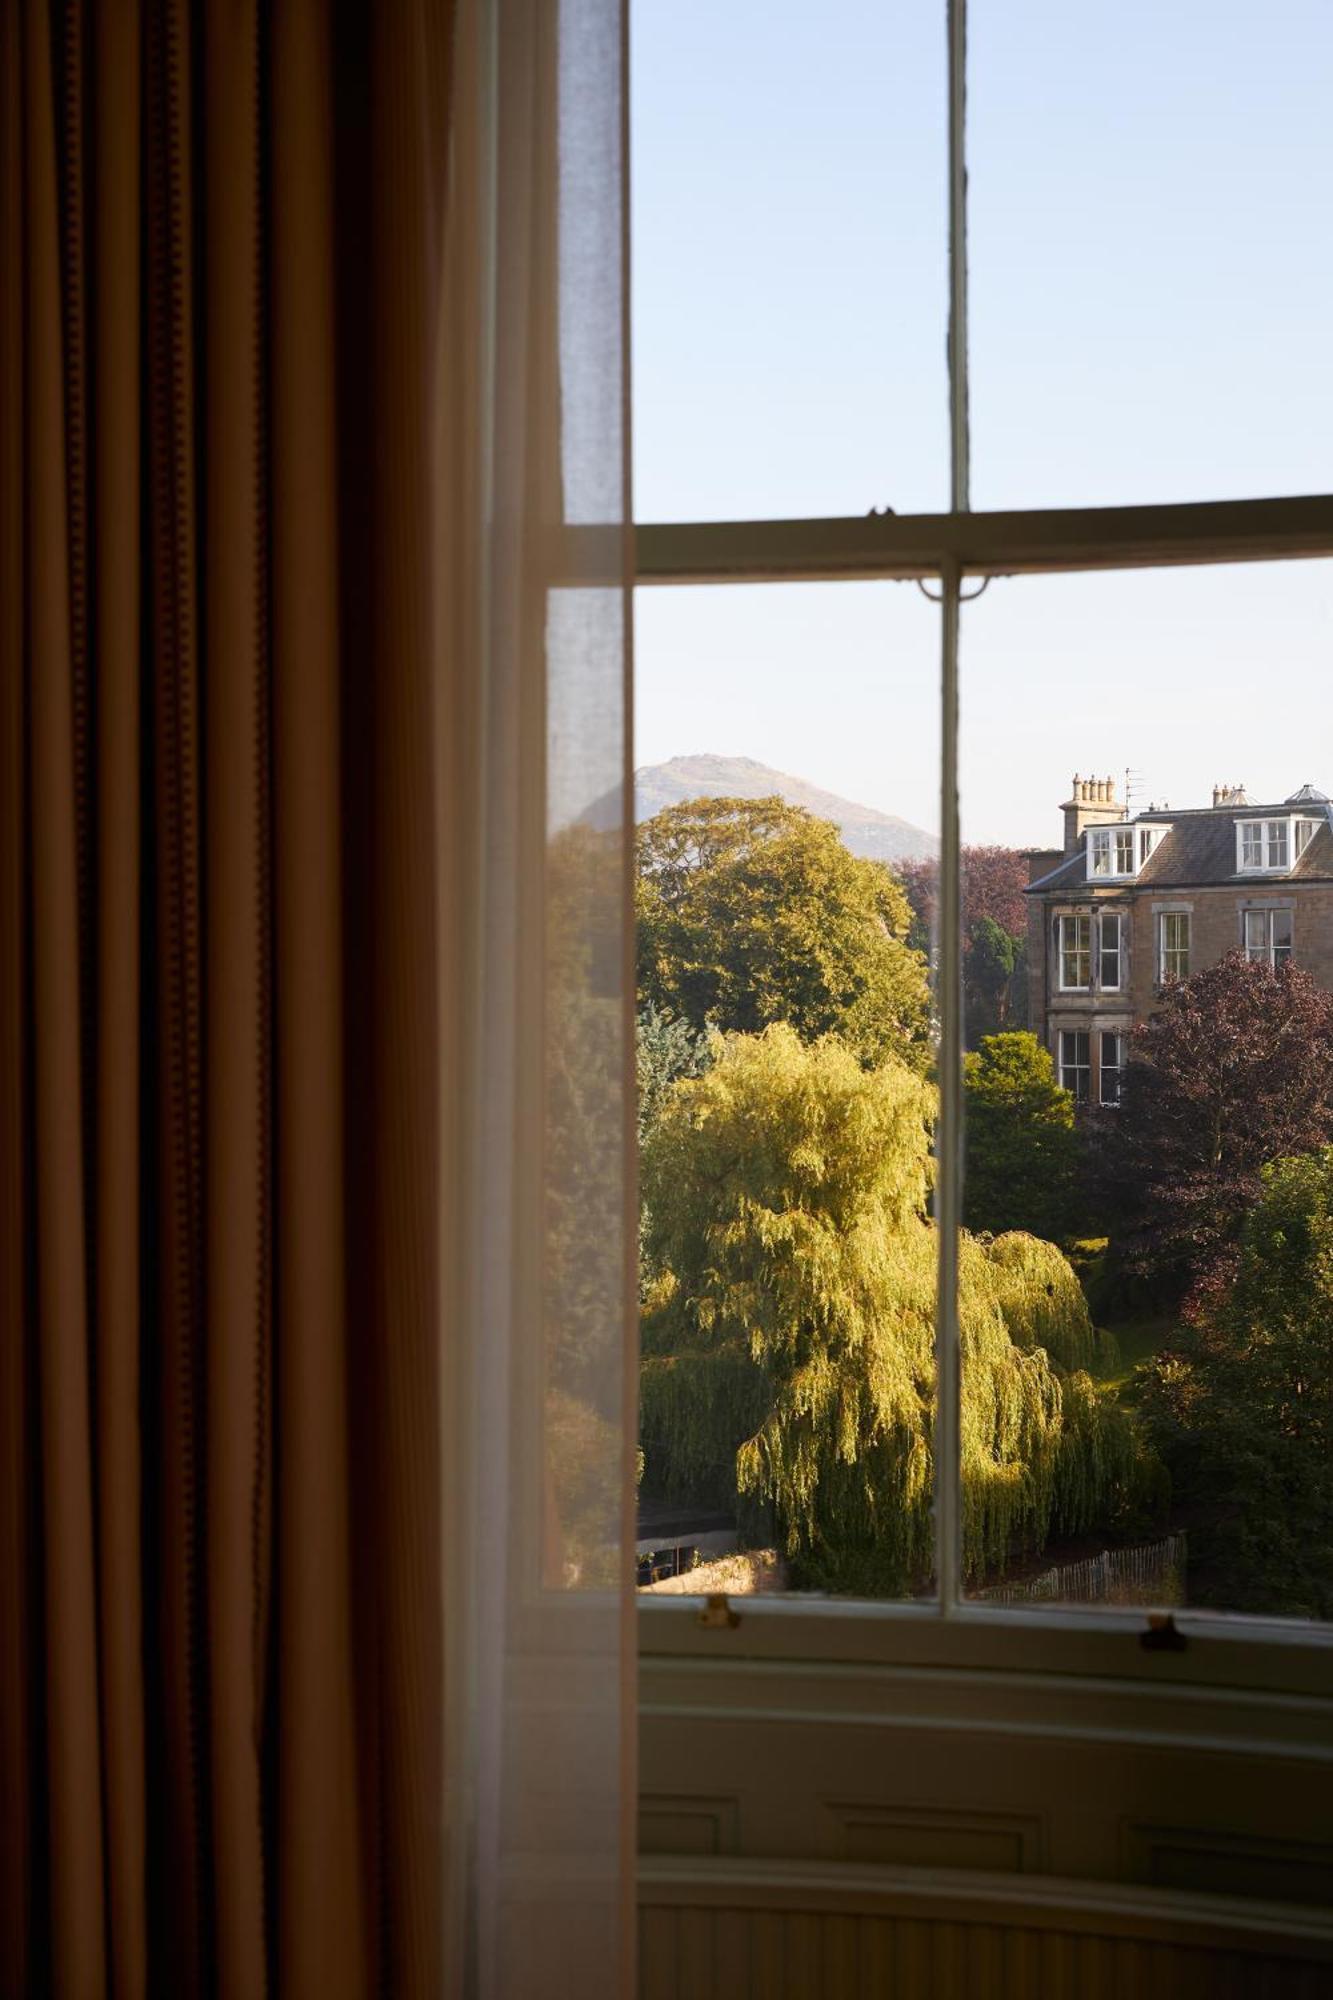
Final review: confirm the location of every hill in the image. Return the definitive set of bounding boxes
[629,754,938,864]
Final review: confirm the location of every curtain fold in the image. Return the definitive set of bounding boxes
[1,2,633,1996]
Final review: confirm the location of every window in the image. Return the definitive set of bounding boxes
[1243,907,1294,967]
[1295,818,1320,857]
[1099,1030,1126,1106]
[1057,914,1091,990]
[1237,819,1291,871]
[1059,1030,1090,1102]
[1088,826,1136,876]
[634,2,1333,1657]
[1158,911,1191,983]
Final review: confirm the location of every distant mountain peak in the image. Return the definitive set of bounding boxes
[630,754,938,864]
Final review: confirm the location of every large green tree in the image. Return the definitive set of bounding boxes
[964,1032,1081,1242]
[1142,1150,1333,1618]
[636,796,931,1070]
[641,1025,1158,1593]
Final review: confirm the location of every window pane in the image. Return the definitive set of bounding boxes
[631,0,948,521]
[635,582,940,1602]
[971,0,1333,509]
[960,562,1333,1621]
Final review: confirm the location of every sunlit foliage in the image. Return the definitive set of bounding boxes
[641,1026,1158,1594]
[636,796,931,1070]
[964,1032,1081,1243]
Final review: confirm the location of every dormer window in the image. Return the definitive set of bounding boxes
[1295,818,1321,858]
[1237,818,1292,873]
[1087,826,1136,877]
[1138,825,1167,867]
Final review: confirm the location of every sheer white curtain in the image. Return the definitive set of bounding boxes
[439,1,634,1994]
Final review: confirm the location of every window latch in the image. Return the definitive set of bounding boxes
[697,1592,740,1631]
[1140,1612,1188,1653]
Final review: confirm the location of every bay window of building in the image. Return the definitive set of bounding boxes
[1058,1029,1091,1102]
[1243,906,1294,967]
[1158,910,1192,983]
[1057,912,1091,990]
[1238,818,1292,872]
[1099,1030,1126,1106]
[1089,826,1136,877]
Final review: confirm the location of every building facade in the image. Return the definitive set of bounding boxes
[1025,775,1333,1107]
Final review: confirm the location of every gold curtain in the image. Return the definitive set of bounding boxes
[0,3,468,1992]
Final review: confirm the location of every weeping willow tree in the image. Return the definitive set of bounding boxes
[641,1025,1159,1593]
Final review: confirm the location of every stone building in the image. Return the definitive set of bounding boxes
[1025,775,1333,1107]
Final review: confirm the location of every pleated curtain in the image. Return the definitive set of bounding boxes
[0,1,635,1994]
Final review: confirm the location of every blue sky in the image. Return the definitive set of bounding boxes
[630,0,1333,846]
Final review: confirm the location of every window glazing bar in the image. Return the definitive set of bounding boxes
[631,493,1333,587]
[934,0,969,1617]
[934,556,963,1614]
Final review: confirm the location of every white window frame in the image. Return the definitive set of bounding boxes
[1138,824,1168,867]
[1236,817,1293,873]
[1096,910,1124,992]
[1242,905,1294,967]
[1099,1028,1127,1106]
[1058,1028,1090,1102]
[631,0,1333,1681]
[1056,912,1091,991]
[1088,825,1137,878]
[1157,910,1191,984]
[1295,817,1320,858]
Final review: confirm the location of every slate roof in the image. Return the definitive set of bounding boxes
[1026,802,1333,894]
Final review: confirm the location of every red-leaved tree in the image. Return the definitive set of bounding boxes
[896,845,1031,947]
[1096,953,1333,1289]
[896,846,1033,1040]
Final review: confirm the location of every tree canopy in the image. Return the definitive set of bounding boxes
[896,846,1032,1041]
[1097,953,1333,1289]
[1142,1149,1333,1617]
[636,796,931,1070]
[963,1032,1081,1242]
[641,1025,1158,1593]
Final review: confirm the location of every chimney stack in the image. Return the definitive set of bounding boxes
[1061,772,1124,855]
[1212,782,1248,808]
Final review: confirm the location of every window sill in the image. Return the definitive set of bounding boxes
[639,1591,1333,1701]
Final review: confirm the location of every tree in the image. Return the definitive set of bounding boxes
[1141,1149,1333,1617]
[636,1003,710,1143]
[1097,954,1333,1290]
[963,1032,1081,1241]
[636,796,931,1071]
[896,847,1032,1041]
[641,1025,1158,1593]
[966,915,1018,1041]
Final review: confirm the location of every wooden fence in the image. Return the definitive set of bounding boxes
[979,1532,1187,1606]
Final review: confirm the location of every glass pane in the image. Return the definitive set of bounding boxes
[634,582,941,1600]
[960,560,1333,1621]
[970,0,1333,508]
[631,0,948,521]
